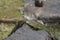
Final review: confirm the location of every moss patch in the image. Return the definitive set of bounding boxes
[0,0,24,20]
[0,0,23,40]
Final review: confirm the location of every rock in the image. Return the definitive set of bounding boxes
[5,26,52,40]
[23,0,60,25]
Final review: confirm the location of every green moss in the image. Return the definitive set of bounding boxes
[0,23,15,40]
[0,0,24,20]
[0,0,23,40]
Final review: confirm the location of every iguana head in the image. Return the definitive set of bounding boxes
[35,0,46,7]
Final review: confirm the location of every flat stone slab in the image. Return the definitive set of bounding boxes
[5,26,51,40]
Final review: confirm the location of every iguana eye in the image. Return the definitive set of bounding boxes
[35,0,44,7]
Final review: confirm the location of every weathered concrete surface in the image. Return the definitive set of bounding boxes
[5,26,51,40]
[23,0,60,24]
